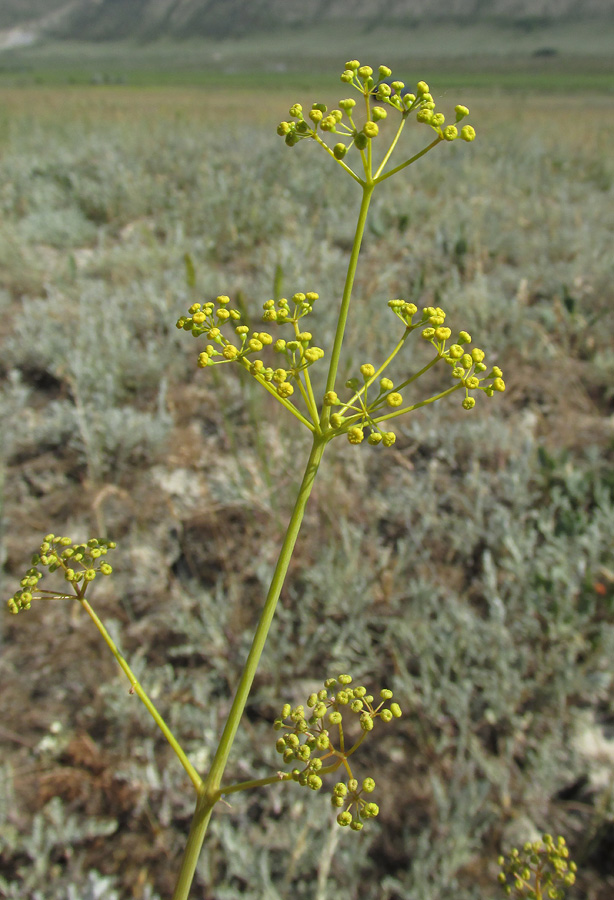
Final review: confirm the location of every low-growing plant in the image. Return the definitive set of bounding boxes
[6,60,578,899]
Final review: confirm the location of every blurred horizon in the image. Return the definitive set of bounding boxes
[1,0,614,47]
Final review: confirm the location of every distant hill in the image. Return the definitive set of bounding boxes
[2,0,614,42]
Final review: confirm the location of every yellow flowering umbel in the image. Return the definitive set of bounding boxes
[326,300,505,447]
[498,835,577,899]
[273,674,402,830]
[277,61,476,181]
[7,535,116,613]
[176,292,325,418]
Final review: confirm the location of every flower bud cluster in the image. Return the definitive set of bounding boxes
[278,61,475,162]
[418,305,506,408]
[7,535,116,614]
[273,674,401,830]
[176,293,324,402]
[389,300,505,409]
[326,299,505,444]
[497,835,577,899]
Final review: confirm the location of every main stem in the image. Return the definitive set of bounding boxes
[171,434,327,900]
[172,179,373,900]
[324,183,374,398]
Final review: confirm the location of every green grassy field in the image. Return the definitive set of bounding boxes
[1,21,613,90]
[0,55,614,900]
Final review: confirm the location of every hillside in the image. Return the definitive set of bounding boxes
[2,0,614,42]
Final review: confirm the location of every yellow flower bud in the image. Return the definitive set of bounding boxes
[417,109,433,124]
[435,326,451,341]
[360,712,374,731]
[277,382,294,398]
[386,392,403,407]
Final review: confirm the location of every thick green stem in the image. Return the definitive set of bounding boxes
[170,789,214,900]
[170,433,328,900]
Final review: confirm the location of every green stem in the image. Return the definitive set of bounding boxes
[170,433,328,900]
[171,790,214,900]
[237,358,316,432]
[312,132,363,185]
[372,382,463,423]
[220,772,293,795]
[293,322,322,429]
[367,355,442,416]
[79,596,202,791]
[339,329,411,416]
[323,183,375,403]
[375,136,442,184]
[373,116,407,181]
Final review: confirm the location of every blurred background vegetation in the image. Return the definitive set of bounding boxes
[0,2,613,899]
